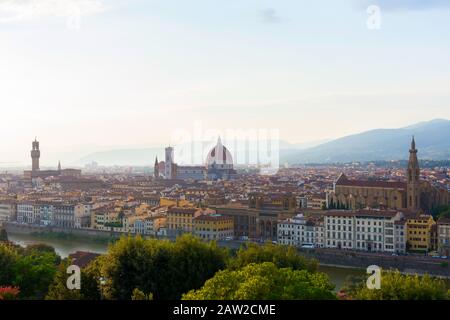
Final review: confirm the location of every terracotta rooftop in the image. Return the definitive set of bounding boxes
[335,173,406,189]
[69,251,100,268]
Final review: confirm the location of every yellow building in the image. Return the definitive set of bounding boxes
[194,214,234,241]
[167,207,214,235]
[406,214,436,252]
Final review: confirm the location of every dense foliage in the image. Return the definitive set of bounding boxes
[0,286,20,300]
[432,205,450,219]
[343,271,449,300]
[0,243,60,299]
[100,234,228,300]
[183,262,335,300]
[227,242,318,272]
[3,235,448,301]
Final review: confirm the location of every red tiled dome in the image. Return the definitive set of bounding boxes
[206,137,233,165]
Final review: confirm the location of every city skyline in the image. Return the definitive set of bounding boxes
[1,1,450,165]
[0,117,449,167]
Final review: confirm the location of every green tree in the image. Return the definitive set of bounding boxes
[45,256,103,300]
[0,243,18,286]
[100,234,227,300]
[183,262,336,300]
[13,247,59,299]
[131,288,154,300]
[46,259,82,300]
[345,271,448,300]
[228,242,318,272]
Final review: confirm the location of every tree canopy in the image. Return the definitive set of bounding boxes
[0,242,60,299]
[183,262,336,300]
[227,242,318,272]
[343,271,448,300]
[100,234,228,300]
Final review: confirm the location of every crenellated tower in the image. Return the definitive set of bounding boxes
[31,138,40,171]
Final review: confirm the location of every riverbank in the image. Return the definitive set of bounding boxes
[299,248,450,278]
[5,222,450,279]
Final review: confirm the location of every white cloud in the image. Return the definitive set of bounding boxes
[0,0,106,23]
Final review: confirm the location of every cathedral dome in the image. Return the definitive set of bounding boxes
[206,137,233,166]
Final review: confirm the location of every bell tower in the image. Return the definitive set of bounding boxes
[407,136,420,211]
[31,138,40,171]
[165,147,174,179]
[154,156,159,179]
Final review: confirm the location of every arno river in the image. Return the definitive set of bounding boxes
[8,232,367,291]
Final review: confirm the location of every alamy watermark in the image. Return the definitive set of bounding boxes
[0,0,105,30]
[366,265,381,290]
[170,121,280,175]
[367,5,382,30]
[66,265,81,290]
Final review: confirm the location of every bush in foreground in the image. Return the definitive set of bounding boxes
[183,262,336,300]
[343,271,448,300]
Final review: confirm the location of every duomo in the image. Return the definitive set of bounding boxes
[154,137,237,181]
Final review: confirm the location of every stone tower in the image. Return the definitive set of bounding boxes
[31,138,40,171]
[407,136,420,211]
[165,147,174,179]
[154,156,159,179]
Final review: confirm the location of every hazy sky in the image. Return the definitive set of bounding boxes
[1,0,450,166]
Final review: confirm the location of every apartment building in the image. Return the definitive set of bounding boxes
[0,201,16,222]
[277,214,325,248]
[74,203,92,229]
[17,202,37,224]
[194,213,234,241]
[406,214,436,253]
[437,218,450,256]
[125,214,166,235]
[324,210,406,253]
[167,207,213,235]
[53,203,76,229]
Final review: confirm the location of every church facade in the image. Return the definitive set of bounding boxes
[328,137,449,212]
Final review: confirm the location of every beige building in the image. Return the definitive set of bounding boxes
[0,201,16,223]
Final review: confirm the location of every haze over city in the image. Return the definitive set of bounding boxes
[1,0,450,165]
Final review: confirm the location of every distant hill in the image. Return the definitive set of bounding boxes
[283,119,450,164]
[76,119,449,166]
[75,139,327,167]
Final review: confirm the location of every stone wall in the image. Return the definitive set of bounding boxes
[299,248,450,277]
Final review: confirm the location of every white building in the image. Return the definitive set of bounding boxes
[53,203,76,229]
[324,210,406,253]
[394,219,408,253]
[17,202,36,224]
[277,214,324,248]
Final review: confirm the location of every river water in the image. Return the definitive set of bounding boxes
[6,232,368,291]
